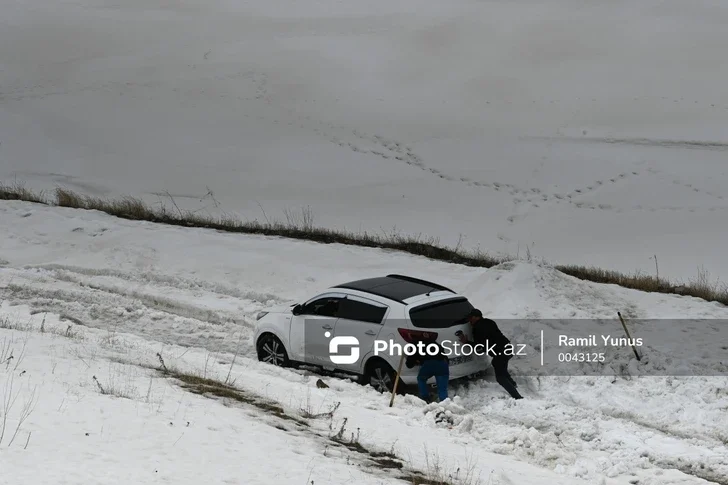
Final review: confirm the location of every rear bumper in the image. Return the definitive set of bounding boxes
[396,355,490,385]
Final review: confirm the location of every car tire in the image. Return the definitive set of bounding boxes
[257,334,290,367]
[363,359,399,394]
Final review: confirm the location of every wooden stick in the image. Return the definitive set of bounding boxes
[389,354,406,407]
[617,311,641,361]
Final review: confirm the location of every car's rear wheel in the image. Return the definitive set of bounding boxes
[364,359,397,393]
[257,334,290,367]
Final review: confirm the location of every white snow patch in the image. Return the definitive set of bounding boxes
[1,202,727,484]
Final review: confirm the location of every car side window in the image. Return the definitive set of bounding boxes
[338,297,387,324]
[300,297,341,317]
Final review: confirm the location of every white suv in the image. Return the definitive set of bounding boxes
[253,274,490,392]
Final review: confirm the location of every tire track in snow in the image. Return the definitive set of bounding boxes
[0,266,282,355]
[26,263,284,304]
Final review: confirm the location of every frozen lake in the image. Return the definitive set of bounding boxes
[1,0,727,280]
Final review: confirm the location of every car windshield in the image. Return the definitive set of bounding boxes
[408,298,474,329]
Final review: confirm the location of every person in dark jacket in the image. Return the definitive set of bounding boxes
[405,339,449,403]
[459,309,522,399]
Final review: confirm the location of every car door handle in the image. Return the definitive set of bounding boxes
[365,330,376,336]
[322,324,333,330]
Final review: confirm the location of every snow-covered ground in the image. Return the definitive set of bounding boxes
[0,320,403,485]
[2,0,728,280]
[1,201,727,484]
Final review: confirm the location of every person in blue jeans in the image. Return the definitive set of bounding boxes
[405,340,449,403]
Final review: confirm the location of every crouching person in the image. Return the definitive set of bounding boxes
[405,339,449,403]
[459,309,523,400]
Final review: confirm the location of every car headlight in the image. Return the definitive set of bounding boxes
[256,311,269,321]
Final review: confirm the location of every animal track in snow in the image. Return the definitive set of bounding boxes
[562,170,643,200]
[276,108,728,217]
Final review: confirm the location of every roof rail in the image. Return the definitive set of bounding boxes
[386,274,454,293]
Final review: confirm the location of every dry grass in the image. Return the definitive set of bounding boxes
[556,265,679,294]
[56,188,157,220]
[150,353,310,426]
[556,264,728,304]
[1,182,727,306]
[171,372,310,426]
[0,181,48,204]
[91,365,139,400]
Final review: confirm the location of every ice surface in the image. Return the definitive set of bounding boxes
[2,0,728,279]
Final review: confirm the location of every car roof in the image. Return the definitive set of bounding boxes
[332,274,455,304]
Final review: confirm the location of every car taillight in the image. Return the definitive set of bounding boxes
[397,328,438,343]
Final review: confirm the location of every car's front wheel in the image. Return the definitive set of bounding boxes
[257,334,290,367]
[363,359,397,393]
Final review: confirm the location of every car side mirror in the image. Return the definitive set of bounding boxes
[291,304,302,316]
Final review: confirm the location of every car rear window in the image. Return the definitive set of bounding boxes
[408,298,474,329]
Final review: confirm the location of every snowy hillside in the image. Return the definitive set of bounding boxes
[1,201,726,484]
[2,0,728,280]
